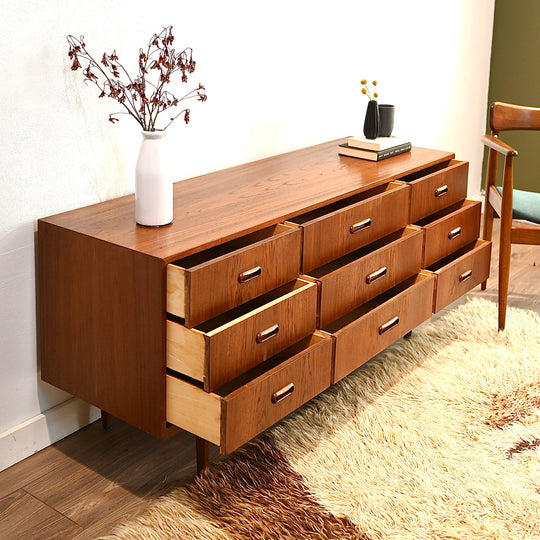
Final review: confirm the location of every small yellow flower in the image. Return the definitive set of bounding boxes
[360,78,367,84]
[374,92,379,98]
[372,80,377,86]
[361,87,367,94]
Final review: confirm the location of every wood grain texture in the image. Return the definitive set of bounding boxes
[221,333,332,454]
[38,221,173,438]
[309,227,424,327]
[167,280,318,391]
[419,200,482,267]
[288,182,410,272]
[39,142,454,262]
[431,240,492,313]
[330,273,435,383]
[182,224,302,328]
[407,159,469,223]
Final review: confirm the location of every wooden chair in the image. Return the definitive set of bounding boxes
[481,101,540,330]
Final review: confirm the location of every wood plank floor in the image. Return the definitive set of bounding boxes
[1,221,538,540]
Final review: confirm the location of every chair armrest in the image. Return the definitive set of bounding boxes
[481,134,518,157]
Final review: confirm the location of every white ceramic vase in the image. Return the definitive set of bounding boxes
[135,130,173,227]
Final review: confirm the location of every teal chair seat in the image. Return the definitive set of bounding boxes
[496,186,540,225]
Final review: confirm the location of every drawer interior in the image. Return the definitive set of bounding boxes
[414,199,479,227]
[287,183,398,225]
[396,159,455,183]
[426,239,487,272]
[170,223,295,269]
[307,226,420,278]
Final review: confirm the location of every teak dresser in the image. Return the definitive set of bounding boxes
[38,139,491,472]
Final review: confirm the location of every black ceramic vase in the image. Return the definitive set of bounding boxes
[363,100,380,139]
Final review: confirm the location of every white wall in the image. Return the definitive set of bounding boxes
[0,0,495,469]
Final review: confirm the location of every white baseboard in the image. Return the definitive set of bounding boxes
[0,398,100,472]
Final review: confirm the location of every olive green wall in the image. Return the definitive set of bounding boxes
[485,0,540,192]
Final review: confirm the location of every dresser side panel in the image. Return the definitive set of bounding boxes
[38,221,168,437]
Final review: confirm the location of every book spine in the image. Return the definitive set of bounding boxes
[377,142,411,160]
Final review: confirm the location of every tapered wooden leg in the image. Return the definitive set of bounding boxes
[498,230,511,331]
[404,331,413,339]
[482,147,498,291]
[100,410,113,430]
[481,205,494,291]
[196,436,210,475]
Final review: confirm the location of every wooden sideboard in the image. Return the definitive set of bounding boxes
[38,139,491,471]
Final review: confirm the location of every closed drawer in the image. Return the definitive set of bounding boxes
[304,226,424,327]
[167,224,302,328]
[427,240,491,313]
[286,182,410,272]
[399,160,469,222]
[167,279,317,392]
[417,200,481,267]
[323,272,435,383]
[166,332,333,454]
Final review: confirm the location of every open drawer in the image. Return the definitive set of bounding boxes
[167,224,302,328]
[398,159,469,222]
[286,182,410,272]
[166,332,333,454]
[303,226,424,327]
[416,199,482,267]
[427,240,492,313]
[322,272,435,383]
[167,279,317,391]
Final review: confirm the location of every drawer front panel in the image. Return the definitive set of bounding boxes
[168,224,302,327]
[332,273,435,383]
[313,228,424,327]
[422,200,481,267]
[432,240,491,313]
[222,334,333,454]
[297,183,410,272]
[408,160,468,222]
[167,280,318,391]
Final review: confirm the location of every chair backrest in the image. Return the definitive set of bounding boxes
[490,101,540,133]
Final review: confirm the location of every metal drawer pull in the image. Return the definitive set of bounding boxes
[271,383,295,404]
[448,226,462,240]
[435,185,449,197]
[256,324,280,344]
[459,270,472,283]
[238,265,262,283]
[366,266,387,284]
[350,218,372,234]
[379,316,400,335]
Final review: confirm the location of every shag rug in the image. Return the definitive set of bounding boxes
[101,298,540,540]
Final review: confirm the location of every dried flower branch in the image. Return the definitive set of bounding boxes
[67,26,207,131]
[361,79,378,100]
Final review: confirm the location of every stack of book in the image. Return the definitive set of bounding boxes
[338,136,412,161]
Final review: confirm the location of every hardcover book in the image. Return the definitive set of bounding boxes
[347,135,410,151]
[338,141,412,161]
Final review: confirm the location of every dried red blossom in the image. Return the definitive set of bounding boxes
[66,26,207,131]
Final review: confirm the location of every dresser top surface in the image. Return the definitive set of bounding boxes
[39,139,454,262]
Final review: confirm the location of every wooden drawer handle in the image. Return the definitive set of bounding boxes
[448,226,462,240]
[350,218,372,234]
[238,266,262,283]
[271,383,295,404]
[366,266,387,284]
[379,316,400,335]
[435,185,449,197]
[459,270,472,283]
[256,324,280,344]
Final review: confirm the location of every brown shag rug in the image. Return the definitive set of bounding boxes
[100,298,540,540]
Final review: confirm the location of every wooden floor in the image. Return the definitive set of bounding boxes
[1,221,538,540]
